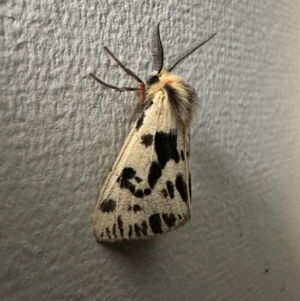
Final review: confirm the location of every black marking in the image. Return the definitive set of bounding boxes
[136,112,145,130]
[134,189,144,198]
[148,161,162,189]
[134,221,148,237]
[161,189,168,198]
[189,173,192,200]
[101,232,104,238]
[147,75,159,86]
[165,84,180,106]
[149,213,163,234]
[165,83,191,126]
[128,225,133,237]
[181,150,185,161]
[145,100,153,110]
[106,227,111,239]
[162,213,176,228]
[117,216,124,238]
[134,224,141,237]
[99,199,116,213]
[178,214,182,220]
[117,167,136,194]
[144,188,152,196]
[165,82,197,126]
[133,204,142,212]
[186,151,189,158]
[118,167,136,180]
[141,221,148,235]
[136,101,153,130]
[181,81,197,110]
[176,174,188,203]
[155,131,180,169]
[134,176,142,183]
[141,134,153,147]
[112,223,117,238]
[127,204,142,212]
[166,181,175,199]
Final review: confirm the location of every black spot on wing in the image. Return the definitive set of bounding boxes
[149,213,163,234]
[141,134,153,147]
[117,216,124,238]
[99,199,116,213]
[134,224,141,237]
[128,204,143,212]
[145,100,154,110]
[135,101,153,130]
[132,204,142,212]
[106,227,111,239]
[147,132,181,189]
[134,221,148,237]
[155,131,180,168]
[144,188,152,196]
[180,150,185,161]
[134,189,144,198]
[112,223,117,238]
[189,173,192,200]
[162,213,176,228]
[161,189,168,198]
[119,167,136,180]
[117,167,136,194]
[136,112,145,130]
[128,225,133,237]
[148,161,162,189]
[175,174,188,203]
[134,176,142,183]
[166,181,175,199]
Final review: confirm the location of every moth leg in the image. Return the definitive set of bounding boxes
[103,46,144,84]
[90,47,146,101]
[89,73,142,92]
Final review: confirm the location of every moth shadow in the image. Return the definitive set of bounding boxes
[100,238,156,254]
[98,238,159,270]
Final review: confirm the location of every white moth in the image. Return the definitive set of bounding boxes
[90,25,216,242]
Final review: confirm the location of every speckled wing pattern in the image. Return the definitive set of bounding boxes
[93,91,191,242]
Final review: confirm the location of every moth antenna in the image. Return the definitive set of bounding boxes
[168,33,217,72]
[150,24,164,73]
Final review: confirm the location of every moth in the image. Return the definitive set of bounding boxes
[90,25,216,242]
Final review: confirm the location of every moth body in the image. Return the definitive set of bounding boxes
[90,25,216,242]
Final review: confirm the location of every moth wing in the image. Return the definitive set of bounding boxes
[93,92,191,242]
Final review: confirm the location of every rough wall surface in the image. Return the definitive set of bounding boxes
[1,1,300,300]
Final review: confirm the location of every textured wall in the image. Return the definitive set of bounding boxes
[1,0,300,300]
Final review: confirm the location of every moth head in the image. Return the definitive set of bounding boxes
[146,72,160,86]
